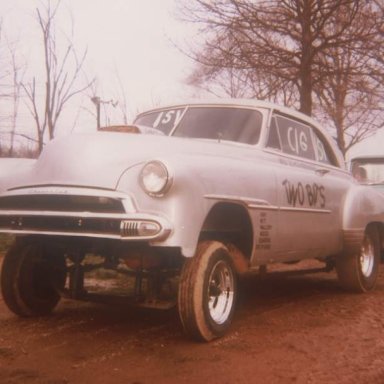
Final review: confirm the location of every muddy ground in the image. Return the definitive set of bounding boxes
[1,255,384,384]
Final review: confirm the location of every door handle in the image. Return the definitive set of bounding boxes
[315,168,330,176]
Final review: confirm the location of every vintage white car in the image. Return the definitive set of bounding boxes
[0,100,384,341]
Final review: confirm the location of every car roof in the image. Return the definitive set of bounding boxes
[137,98,345,169]
[139,98,310,119]
[351,155,384,161]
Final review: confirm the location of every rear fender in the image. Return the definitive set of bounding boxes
[342,185,384,253]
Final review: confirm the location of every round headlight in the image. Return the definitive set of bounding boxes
[139,161,171,196]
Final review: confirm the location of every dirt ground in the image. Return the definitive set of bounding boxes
[1,256,384,384]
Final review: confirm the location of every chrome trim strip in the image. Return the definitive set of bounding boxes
[248,204,279,211]
[1,187,137,213]
[205,194,331,213]
[4,186,120,197]
[280,207,332,214]
[0,210,135,219]
[205,194,275,207]
[0,228,170,241]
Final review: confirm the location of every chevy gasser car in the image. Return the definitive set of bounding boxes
[0,100,384,342]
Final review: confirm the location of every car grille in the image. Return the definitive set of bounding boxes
[0,193,166,240]
[0,215,122,235]
[0,195,125,213]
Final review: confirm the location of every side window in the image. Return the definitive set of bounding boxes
[266,116,281,150]
[311,129,333,165]
[274,115,316,160]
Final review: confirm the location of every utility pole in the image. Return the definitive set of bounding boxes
[91,96,118,130]
[91,96,101,130]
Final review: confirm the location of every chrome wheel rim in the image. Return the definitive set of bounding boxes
[360,236,374,278]
[207,260,235,325]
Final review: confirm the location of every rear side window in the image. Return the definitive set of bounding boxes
[266,117,281,150]
[273,115,316,160]
[311,129,333,165]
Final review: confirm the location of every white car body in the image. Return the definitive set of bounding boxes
[0,100,383,341]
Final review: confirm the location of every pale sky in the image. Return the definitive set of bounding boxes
[347,128,384,160]
[0,0,199,138]
[68,0,197,109]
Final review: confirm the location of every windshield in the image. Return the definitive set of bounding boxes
[134,106,262,145]
[351,158,384,185]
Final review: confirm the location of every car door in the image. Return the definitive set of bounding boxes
[266,113,344,261]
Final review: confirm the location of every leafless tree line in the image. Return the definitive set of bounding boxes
[0,22,25,156]
[0,0,92,157]
[1,0,381,159]
[21,1,94,154]
[0,0,132,158]
[182,0,384,156]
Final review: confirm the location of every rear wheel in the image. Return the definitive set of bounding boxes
[1,239,67,317]
[178,241,237,342]
[336,226,380,292]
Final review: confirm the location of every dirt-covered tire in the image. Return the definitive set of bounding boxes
[178,241,237,342]
[1,239,67,317]
[336,225,380,293]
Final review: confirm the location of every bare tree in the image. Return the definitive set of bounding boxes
[22,0,93,153]
[5,35,26,156]
[312,3,384,156]
[181,0,384,155]
[0,21,30,157]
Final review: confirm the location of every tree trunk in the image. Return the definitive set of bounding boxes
[299,0,313,116]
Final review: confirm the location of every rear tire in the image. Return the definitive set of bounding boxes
[1,239,67,317]
[178,241,237,342]
[336,226,380,293]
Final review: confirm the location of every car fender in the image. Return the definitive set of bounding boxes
[342,184,384,252]
[116,153,273,257]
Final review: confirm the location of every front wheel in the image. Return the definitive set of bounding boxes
[336,225,380,293]
[178,241,237,342]
[1,239,67,317]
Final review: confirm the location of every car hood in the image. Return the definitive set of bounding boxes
[5,132,252,191]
